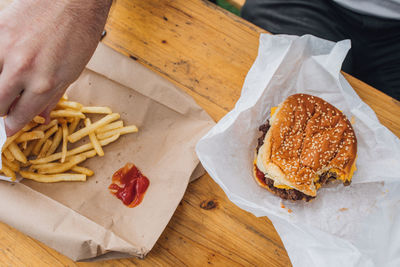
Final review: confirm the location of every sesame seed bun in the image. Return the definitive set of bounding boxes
[254,94,357,199]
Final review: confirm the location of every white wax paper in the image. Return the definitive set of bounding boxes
[196,34,400,267]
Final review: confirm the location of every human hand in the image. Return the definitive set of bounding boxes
[0,0,112,136]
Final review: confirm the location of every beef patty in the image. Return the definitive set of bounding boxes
[256,121,270,153]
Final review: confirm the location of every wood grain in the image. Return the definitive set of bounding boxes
[0,0,399,266]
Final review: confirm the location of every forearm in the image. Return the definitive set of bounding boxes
[7,0,112,37]
[63,0,113,37]
[0,0,113,135]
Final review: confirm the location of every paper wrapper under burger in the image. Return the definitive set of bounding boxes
[0,43,215,261]
[197,34,400,266]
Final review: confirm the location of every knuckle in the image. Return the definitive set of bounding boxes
[0,24,11,47]
[9,50,35,74]
[31,77,56,95]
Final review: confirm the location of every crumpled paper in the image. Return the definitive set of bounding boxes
[0,43,215,261]
[196,34,400,267]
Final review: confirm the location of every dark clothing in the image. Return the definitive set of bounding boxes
[242,0,400,100]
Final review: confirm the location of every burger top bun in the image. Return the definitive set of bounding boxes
[256,94,357,197]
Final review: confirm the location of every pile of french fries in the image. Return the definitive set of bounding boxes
[0,95,138,183]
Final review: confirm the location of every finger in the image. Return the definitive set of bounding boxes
[8,95,21,113]
[4,88,56,136]
[39,89,65,123]
[0,69,24,116]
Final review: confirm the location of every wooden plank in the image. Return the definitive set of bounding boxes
[342,73,400,136]
[103,0,400,137]
[103,0,264,113]
[125,174,291,266]
[0,222,74,266]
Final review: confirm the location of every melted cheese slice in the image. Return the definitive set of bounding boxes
[271,106,277,116]
[348,158,357,180]
[274,183,293,190]
[326,157,357,183]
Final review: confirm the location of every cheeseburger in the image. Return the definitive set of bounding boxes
[254,94,357,201]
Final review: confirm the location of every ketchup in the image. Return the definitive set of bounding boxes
[255,165,267,186]
[109,163,150,208]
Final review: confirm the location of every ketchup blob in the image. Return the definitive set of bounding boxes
[109,163,150,207]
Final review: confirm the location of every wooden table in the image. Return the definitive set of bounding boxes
[1,0,399,266]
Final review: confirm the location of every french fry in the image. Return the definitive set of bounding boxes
[15,131,45,143]
[21,141,27,150]
[1,164,16,180]
[1,94,138,183]
[38,139,52,159]
[61,122,68,163]
[38,154,87,174]
[2,156,20,172]
[8,142,27,163]
[81,106,112,114]
[2,132,23,152]
[85,118,104,156]
[46,128,63,156]
[50,110,85,119]
[3,148,15,162]
[22,121,38,131]
[71,166,94,177]
[29,134,120,164]
[97,125,138,140]
[3,122,39,151]
[27,165,35,172]
[34,119,57,132]
[66,150,97,161]
[20,162,31,168]
[58,118,76,125]
[95,121,123,134]
[96,135,120,149]
[61,94,68,101]
[31,162,61,170]
[56,118,68,124]
[30,144,92,165]
[19,171,86,183]
[56,100,83,111]
[32,125,58,155]
[68,113,120,143]
[33,116,46,124]
[68,118,80,135]
[23,140,37,157]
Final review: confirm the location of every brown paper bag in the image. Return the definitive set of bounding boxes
[0,43,215,261]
